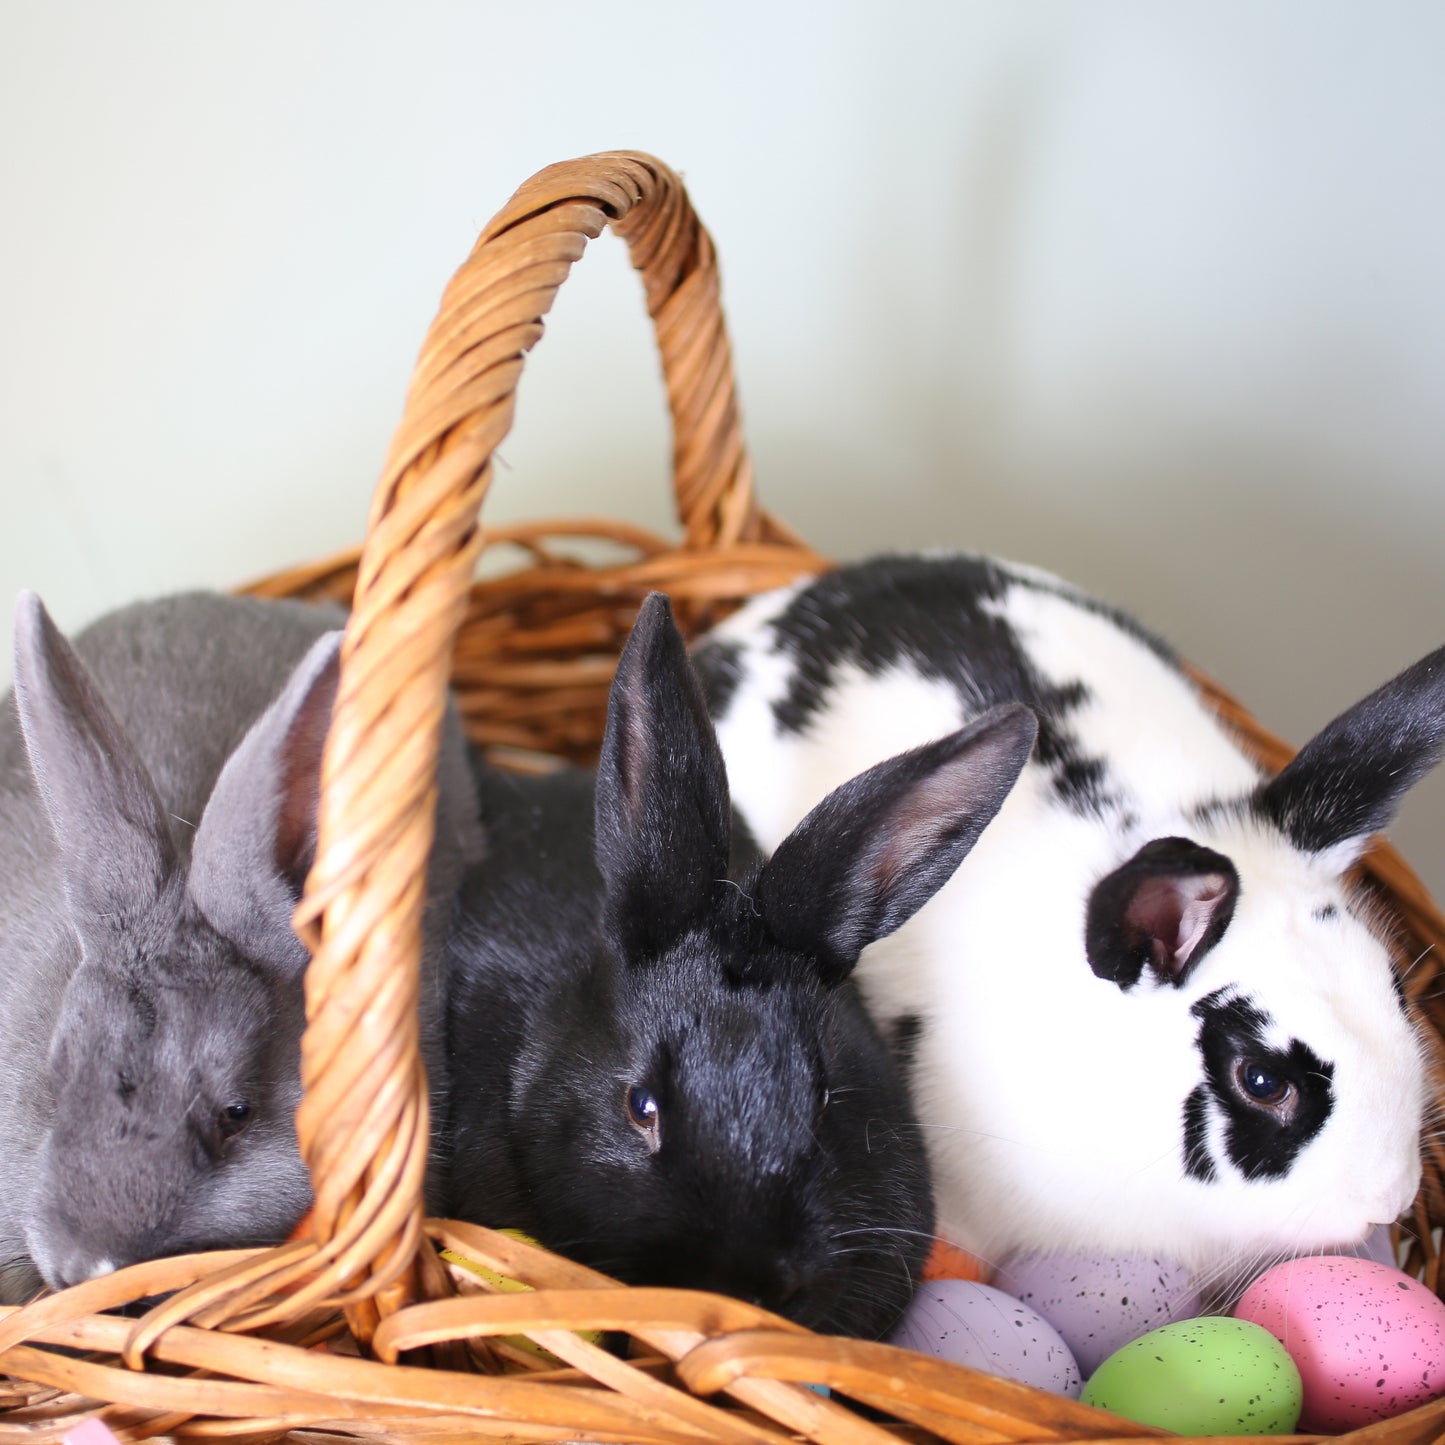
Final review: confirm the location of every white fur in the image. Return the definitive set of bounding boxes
[706,558,1428,1281]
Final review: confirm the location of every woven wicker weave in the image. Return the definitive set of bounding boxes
[2,150,1443,1444]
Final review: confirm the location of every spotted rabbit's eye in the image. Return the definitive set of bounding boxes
[626,1086,661,1150]
[1235,1060,1291,1108]
[218,1100,253,1141]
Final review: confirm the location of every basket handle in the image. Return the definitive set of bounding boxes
[277,152,800,1343]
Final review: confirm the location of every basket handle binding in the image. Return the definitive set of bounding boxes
[282,152,824,1344]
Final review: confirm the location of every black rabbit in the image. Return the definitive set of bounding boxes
[443,593,1036,1338]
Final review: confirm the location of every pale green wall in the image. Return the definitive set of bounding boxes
[3,1,1443,897]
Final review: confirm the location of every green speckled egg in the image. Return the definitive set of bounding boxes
[1082,1317,1302,1434]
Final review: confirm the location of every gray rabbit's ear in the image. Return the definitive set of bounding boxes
[188,631,342,971]
[12,591,177,935]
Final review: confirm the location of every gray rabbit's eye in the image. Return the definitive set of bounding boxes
[626,1085,661,1150]
[218,1100,253,1141]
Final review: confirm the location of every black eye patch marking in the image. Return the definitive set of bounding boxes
[1188,989,1334,1181]
[1182,1085,1216,1182]
[1313,903,1339,923]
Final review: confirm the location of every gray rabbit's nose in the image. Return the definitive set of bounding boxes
[41,1247,120,1292]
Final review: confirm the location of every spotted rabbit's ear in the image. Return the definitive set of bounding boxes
[1256,642,1445,872]
[188,631,341,972]
[758,703,1038,984]
[12,590,177,941]
[595,593,732,965]
[1086,837,1240,991]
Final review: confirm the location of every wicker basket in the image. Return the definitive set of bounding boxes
[2,150,1443,1445]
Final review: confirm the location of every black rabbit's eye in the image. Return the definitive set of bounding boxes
[218,1100,252,1140]
[1235,1060,1291,1108]
[626,1086,661,1148]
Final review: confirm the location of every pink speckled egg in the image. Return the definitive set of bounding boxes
[890,1279,1082,1396]
[993,1250,1202,1376]
[1235,1255,1445,1431]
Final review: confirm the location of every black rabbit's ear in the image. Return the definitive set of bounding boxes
[12,591,177,941]
[1086,837,1239,991]
[596,594,731,962]
[1256,642,1445,870]
[757,703,1037,983]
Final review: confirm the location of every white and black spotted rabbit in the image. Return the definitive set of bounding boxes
[443,593,1038,1337]
[693,553,1445,1286]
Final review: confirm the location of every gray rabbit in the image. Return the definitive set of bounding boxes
[0,590,481,1302]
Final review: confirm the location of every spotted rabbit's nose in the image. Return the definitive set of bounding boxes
[1368,1164,1422,1227]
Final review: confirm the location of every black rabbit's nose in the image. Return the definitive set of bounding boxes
[744,1261,804,1315]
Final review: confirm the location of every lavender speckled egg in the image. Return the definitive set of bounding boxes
[889,1279,1082,1396]
[1235,1255,1445,1431]
[993,1251,1202,1376]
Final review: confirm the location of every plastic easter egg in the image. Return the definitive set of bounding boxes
[1235,1255,1445,1430]
[993,1250,1202,1376]
[889,1279,1082,1396]
[1082,1317,1302,1433]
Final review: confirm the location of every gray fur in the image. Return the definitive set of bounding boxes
[0,591,481,1300]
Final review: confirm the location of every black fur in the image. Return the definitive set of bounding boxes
[1189,989,1335,1180]
[444,595,1037,1339]
[695,637,744,719]
[889,1014,925,1073]
[697,554,1176,815]
[1255,643,1445,855]
[1181,1086,1216,1183]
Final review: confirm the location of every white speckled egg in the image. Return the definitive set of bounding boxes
[993,1250,1202,1376]
[1235,1255,1445,1431]
[889,1279,1082,1396]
